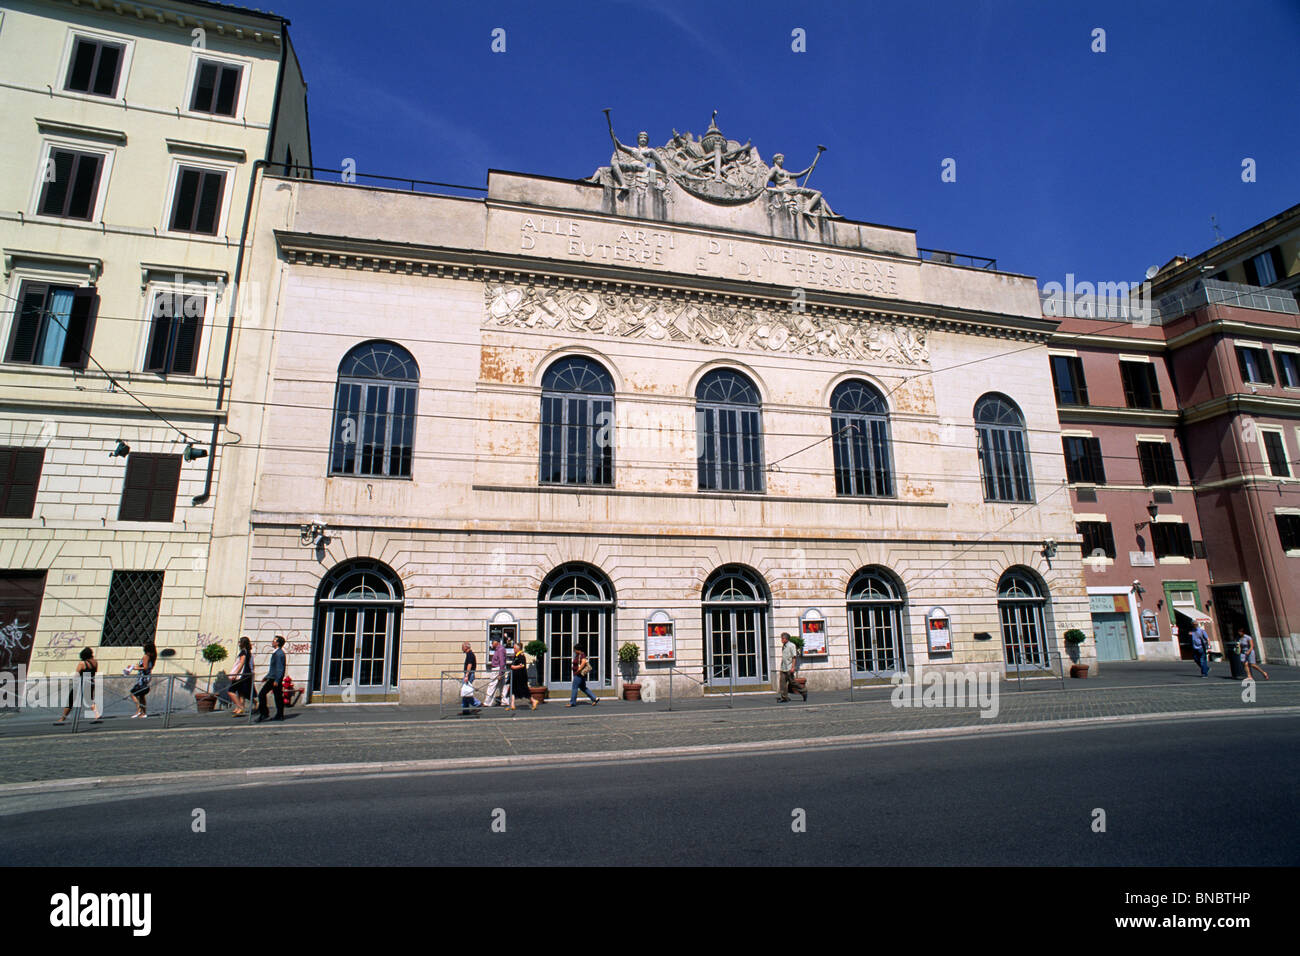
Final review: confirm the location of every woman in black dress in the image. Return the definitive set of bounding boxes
[54,647,99,724]
[227,636,254,716]
[508,644,537,711]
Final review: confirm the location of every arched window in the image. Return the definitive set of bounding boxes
[539,357,614,486]
[539,563,614,688]
[831,380,894,497]
[696,369,764,493]
[329,342,418,478]
[847,567,906,675]
[975,393,1033,502]
[702,565,770,684]
[998,568,1049,670]
[312,559,404,700]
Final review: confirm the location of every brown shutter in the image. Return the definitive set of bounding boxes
[148,456,181,522]
[59,287,100,369]
[118,455,151,521]
[6,284,48,363]
[2,448,44,518]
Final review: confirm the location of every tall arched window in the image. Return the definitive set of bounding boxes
[312,559,404,700]
[831,380,894,497]
[329,342,418,477]
[847,567,906,676]
[696,369,764,493]
[702,565,770,684]
[975,393,1033,502]
[998,568,1049,670]
[539,563,614,689]
[539,357,614,486]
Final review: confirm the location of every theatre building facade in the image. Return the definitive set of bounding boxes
[214,119,1092,701]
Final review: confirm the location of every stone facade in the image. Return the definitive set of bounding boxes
[212,129,1094,701]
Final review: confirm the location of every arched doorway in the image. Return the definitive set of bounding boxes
[847,567,907,676]
[702,565,770,685]
[998,568,1049,670]
[312,560,404,701]
[538,563,614,691]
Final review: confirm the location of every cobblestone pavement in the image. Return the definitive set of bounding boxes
[1,662,1294,784]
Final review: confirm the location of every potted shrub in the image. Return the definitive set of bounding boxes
[618,641,641,700]
[525,640,549,702]
[197,642,227,711]
[1064,629,1089,677]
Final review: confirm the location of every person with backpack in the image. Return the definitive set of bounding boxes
[567,645,598,707]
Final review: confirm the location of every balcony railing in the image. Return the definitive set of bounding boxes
[919,247,998,270]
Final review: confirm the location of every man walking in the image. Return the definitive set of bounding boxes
[777,632,806,702]
[461,641,481,715]
[482,637,507,706]
[567,645,599,707]
[256,635,286,723]
[1189,622,1211,678]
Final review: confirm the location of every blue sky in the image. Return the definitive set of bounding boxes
[271,0,1300,285]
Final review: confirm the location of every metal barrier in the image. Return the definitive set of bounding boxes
[664,666,733,711]
[5,672,272,732]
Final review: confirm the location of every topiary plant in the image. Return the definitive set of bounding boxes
[201,642,228,692]
[1063,629,1088,645]
[618,642,640,664]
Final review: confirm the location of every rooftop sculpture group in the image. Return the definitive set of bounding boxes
[590,110,835,223]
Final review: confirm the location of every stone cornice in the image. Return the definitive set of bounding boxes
[58,0,284,45]
[1053,405,1181,428]
[274,230,1057,344]
[1164,317,1300,351]
[1179,392,1300,425]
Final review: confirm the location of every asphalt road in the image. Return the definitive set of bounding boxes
[4,713,1296,866]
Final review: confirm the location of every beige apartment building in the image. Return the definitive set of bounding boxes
[0,0,310,680]
[212,117,1093,702]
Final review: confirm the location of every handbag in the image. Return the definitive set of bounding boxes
[578,659,592,677]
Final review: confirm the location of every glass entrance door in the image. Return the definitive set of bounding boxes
[545,606,609,689]
[705,607,766,684]
[1000,601,1047,668]
[324,605,393,696]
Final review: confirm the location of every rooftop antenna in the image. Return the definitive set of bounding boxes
[1210,215,1224,243]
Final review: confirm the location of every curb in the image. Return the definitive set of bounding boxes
[2,705,1297,799]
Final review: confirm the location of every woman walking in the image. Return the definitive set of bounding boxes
[128,641,158,718]
[54,647,99,725]
[227,637,254,716]
[567,645,598,707]
[1237,627,1270,681]
[508,641,537,711]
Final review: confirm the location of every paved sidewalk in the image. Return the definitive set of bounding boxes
[0,662,1293,785]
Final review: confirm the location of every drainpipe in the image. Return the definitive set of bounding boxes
[193,158,269,505]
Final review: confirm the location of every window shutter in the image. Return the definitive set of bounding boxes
[192,61,216,111]
[3,448,44,518]
[1269,246,1286,283]
[148,456,181,522]
[7,285,48,363]
[171,314,201,374]
[1257,349,1275,385]
[215,65,240,115]
[144,295,172,373]
[119,456,150,521]
[59,288,99,369]
[171,169,199,230]
[1087,437,1106,484]
[195,171,223,233]
[1144,364,1162,409]
[1243,257,1260,285]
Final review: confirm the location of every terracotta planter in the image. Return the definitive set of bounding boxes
[1070,664,1090,679]
[622,683,642,701]
[196,692,218,712]
[529,686,548,703]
